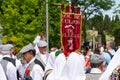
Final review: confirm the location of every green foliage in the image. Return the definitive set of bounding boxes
[48,0,66,48]
[75,0,115,42]
[114,27,120,46]
[77,0,115,18]
[112,20,120,46]
[114,4,120,14]
[2,36,24,52]
[0,0,46,52]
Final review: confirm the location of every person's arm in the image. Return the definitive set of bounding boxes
[16,59,25,79]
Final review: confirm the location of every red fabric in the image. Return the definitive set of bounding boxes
[61,4,64,11]
[84,51,91,68]
[66,6,70,13]
[77,7,80,14]
[61,12,82,57]
[25,69,30,75]
[40,34,43,39]
[84,56,90,68]
[71,6,74,13]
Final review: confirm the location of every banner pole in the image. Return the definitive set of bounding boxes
[46,0,49,55]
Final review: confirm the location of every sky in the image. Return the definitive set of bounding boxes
[103,0,120,18]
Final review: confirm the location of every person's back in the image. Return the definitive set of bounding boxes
[0,63,7,80]
[104,41,116,67]
[0,45,17,80]
[106,41,116,58]
[59,52,86,80]
[86,73,101,80]
[1,56,17,80]
[46,53,66,80]
[6,43,24,79]
[86,54,105,80]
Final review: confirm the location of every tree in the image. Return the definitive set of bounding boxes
[103,15,111,30]
[114,27,120,46]
[112,15,120,46]
[114,4,120,15]
[48,0,66,48]
[88,14,107,46]
[0,0,46,52]
[71,0,115,42]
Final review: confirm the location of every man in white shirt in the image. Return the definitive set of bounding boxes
[46,53,66,80]
[0,44,17,80]
[86,54,105,80]
[20,43,44,80]
[36,40,48,66]
[59,52,86,80]
[45,44,62,78]
[6,44,24,79]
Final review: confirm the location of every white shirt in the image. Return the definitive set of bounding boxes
[90,68,102,73]
[36,52,47,65]
[59,52,86,80]
[46,53,66,80]
[4,54,24,79]
[0,54,3,61]
[16,59,25,79]
[45,51,56,71]
[0,63,7,80]
[2,55,17,80]
[26,58,44,80]
[79,54,85,66]
[7,62,17,80]
[11,55,17,59]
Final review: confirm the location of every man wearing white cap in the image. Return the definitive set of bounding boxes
[6,44,24,80]
[20,43,45,80]
[0,44,17,80]
[86,54,105,80]
[36,40,48,66]
[6,41,17,59]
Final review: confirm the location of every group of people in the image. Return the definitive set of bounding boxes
[0,38,49,80]
[0,34,120,80]
[84,41,117,80]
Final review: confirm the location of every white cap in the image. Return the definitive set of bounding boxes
[0,45,11,55]
[37,40,47,48]
[90,54,105,64]
[7,44,14,49]
[20,43,34,54]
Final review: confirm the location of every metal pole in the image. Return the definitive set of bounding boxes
[46,0,49,52]
[92,27,95,51]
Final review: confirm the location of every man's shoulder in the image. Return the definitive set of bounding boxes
[86,73,102,80]
[32,64,44,71]
[7,61,17,70]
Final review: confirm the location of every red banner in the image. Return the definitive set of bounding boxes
[61,12,82,57]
